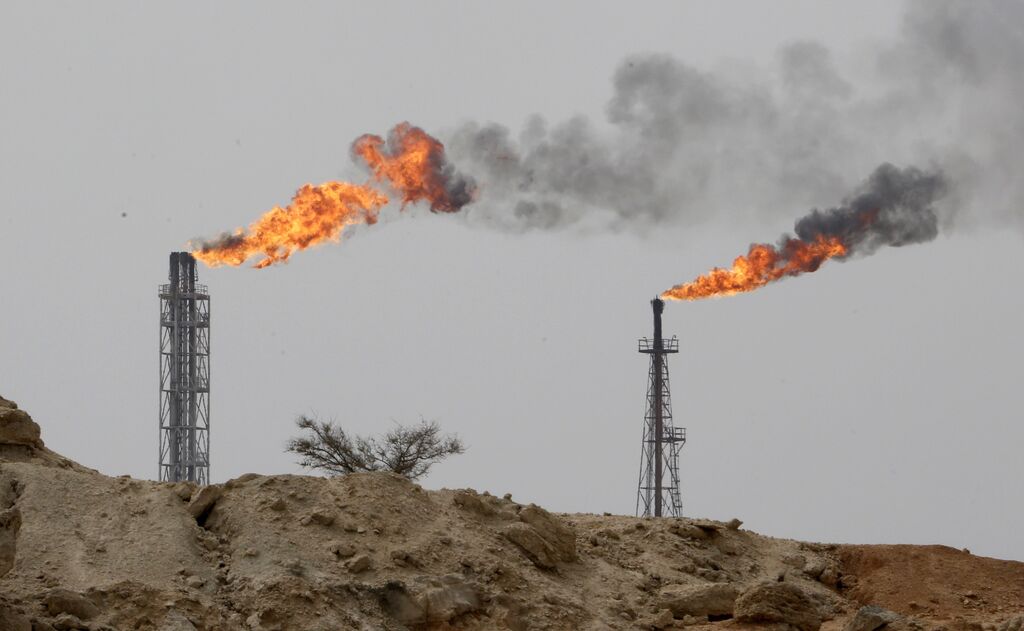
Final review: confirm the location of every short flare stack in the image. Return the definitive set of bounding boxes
[636,298,685,517]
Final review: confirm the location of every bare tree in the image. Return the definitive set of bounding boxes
[286,416,465,480]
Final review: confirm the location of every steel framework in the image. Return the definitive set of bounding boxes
[159,252,210,484]
[636,297,685,517]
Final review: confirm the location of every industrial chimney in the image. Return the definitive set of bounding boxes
[636,297,685,517]
[158,252,211,484]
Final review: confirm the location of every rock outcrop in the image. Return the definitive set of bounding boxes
[502,504,577,570]
[381,575,483,625]
[843,605,906,631]
[735,582,824,631]
[44,589,100,620]
[186,484,222,522]
[517,504,577,562]
[0,396,42,450]
[657,583,740,618]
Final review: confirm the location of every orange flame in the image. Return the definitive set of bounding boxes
[191,182,388,269]
[661,236,848,301]
[352,122,469,212]
[191,123,472,268]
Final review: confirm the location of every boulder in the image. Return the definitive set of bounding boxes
[452,491,496,517]
[819,566,840,588]
[0,402,42,449]
[804,558,828,580]
[998,616,1024,631]
[381,575,483,625]
[503,522,560,570]
[327,541,356,559]
[651,608,675,629]
[44,589,99,621]
[804,588,845,621]
[299,509,335,527]
[734,583,822,631]
[51,614,88,631]
[843,605,903,631]
[502,504,577,569]
[347,553,372,573]
[517,505,576,562]
[782,554,807,569]
[657,583,739,618]
[171,482,195,502]
[669,523,711,540]
[692,520,724,534]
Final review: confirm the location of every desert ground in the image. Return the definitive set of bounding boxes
[2,393,1021,631]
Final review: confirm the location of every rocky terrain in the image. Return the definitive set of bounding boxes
[1,393,1021,631]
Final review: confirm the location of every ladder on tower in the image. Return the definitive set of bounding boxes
[665,426,685,514]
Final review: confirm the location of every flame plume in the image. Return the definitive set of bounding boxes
[661,236,848,300]
[190,123,475,268]
[192,182,388,269]
[352,122,475,213]
[661,164,946,301]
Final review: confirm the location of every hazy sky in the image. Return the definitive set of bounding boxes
[2,1,1022,561]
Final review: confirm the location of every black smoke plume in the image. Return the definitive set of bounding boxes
[796,164,947,257]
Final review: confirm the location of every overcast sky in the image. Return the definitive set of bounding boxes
[2,1,1022,561]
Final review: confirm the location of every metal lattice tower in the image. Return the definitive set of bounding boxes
[159,252,210,484]
[636,297,685,517]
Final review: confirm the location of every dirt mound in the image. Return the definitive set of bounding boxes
[0,395,1021,630]
[839,545,1024,624]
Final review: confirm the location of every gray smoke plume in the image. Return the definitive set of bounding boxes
[445,0,1022,238]
[795,163,947,256]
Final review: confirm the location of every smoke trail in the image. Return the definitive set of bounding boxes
[661,164,947,301]
[446,49,869,231]
[445,0,1022,235]
[794,164,946,255]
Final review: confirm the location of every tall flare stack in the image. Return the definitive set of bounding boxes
[636,298,685,517]
[159,252,211,484]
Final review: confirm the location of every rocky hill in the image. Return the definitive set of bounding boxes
[1,394,1021,631]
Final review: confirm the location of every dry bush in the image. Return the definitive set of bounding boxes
[286,416,465,480]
